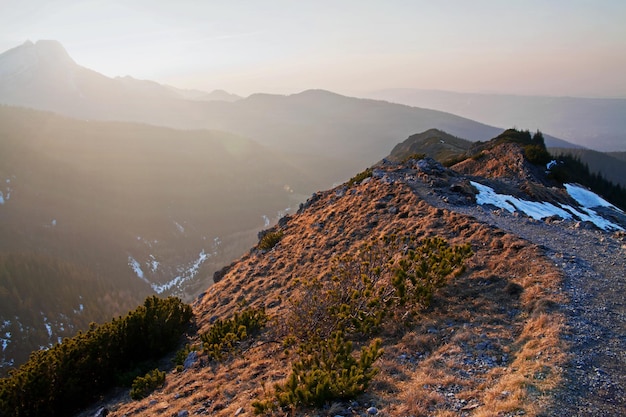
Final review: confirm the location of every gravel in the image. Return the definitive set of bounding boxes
[406,171,626,416]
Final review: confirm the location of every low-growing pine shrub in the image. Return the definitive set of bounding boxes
[347,168,373,187]
[200,308,267,361]
[0,296,192,417]
[285,235,473,341]
[258,230,284,251]
[255,235,473,414]
[130,369,166,400]
[253,332,383,412]
[391,236,473,308]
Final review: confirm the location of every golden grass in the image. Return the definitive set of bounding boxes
[101,177,568,417]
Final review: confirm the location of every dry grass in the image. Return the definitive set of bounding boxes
[97,173,567,417]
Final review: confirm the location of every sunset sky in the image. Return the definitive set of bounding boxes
[1,0,625,98]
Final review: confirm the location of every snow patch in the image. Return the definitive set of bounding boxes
[561,204,623,231]
[150,250,209,294]
[1,331,10,352]
[472,181,571,220]
[546,160,557,170]
[174,221,185,234]
[44,322,52,338]
[128,256,149,284]
[0,191,4,205]
[147,254,160,273]
[471,181,623,231]
[565,183,622,212]
[262,215,270,227]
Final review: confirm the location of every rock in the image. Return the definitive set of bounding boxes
[94,407,108,417]
[235,407,244,415]
[367,406,379,415]
[504,282,524,297]
[278,215,291,228]
[178,411,189,417]
[213,262,235,283]
[184,350,198,369]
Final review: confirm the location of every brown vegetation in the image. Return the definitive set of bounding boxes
[95,169,565,417]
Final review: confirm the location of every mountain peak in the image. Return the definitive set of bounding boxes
[9,39,74,64]
[0,39,75,79]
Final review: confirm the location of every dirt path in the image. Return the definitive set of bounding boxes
[407,176,626,416]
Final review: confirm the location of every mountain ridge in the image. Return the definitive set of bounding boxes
[69,133,625,417]
[0,105,317,373]
[0,40,580,187]
[366,88,626,151]
[4,130,623,417]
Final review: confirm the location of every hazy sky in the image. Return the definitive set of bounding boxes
[1,0,625,97]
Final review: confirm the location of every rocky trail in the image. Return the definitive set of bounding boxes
[72,152,625,417]
[403,165,626,416]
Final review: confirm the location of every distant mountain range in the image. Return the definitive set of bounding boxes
[0,40,579,185]
[366,88,626,152]
[0,40,624,375]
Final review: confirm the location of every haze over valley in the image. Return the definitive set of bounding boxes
[0,2,625,415]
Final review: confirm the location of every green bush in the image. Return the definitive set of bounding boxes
[285,235,473,341]
[391,236,473,308]
[253,332,383,412]
[201,308,267,361]
[524,144,551,166]
[258,230,284,251]
[130,369,166,400]
[286,240,393,340]
[0,296,192,417]
[347,168,373,187]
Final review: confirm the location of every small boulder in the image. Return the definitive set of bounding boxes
[183,351,198,370]
[94,407,108,417]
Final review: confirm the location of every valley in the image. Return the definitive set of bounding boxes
[0,36,624,416]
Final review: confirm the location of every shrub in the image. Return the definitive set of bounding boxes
[524,144,551,166]
[0,296,192,417]
[201,308,267,361]
[258,230,284,251]
[130,369,166,400]
[347,168,373,187]
[253,332,383,412]
[285,235,473,341]
[391,236,473,308]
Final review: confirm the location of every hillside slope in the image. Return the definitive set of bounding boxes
[386,128,472,164]
[367,88,626,151]
[0,106,313,373]
[550,147,626,188]
[0,40,551,186]
[74,137,625,416]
